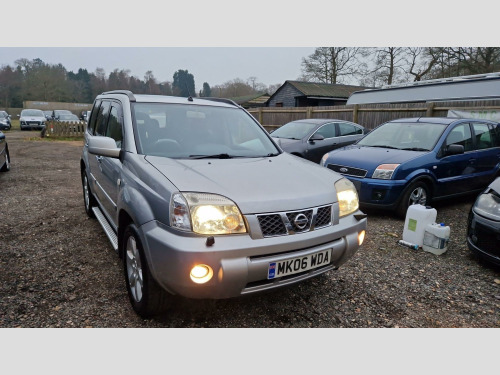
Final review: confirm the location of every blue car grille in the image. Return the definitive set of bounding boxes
[327,164,367,178]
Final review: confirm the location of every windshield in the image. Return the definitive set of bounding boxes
[132,102,280,159]
[60,114,78,120]
[0,112,6,118]
[21,109,44,117]
[271,121,317,139]
[357,122,447,151]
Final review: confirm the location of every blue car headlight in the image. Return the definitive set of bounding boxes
[372,164,400,179]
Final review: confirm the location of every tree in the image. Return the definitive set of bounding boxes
[367,47,407,86]
[300,47,363,84]
[172,69,195,97]
[201,82,211,97]
[405,47,440,82]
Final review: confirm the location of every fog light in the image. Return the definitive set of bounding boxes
[358,230,365,246]
[190,264,213,284]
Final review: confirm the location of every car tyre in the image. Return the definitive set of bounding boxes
[0,147,10,172]
[82,169,96,218]
[396,181,431,218]
[123,224,172,318]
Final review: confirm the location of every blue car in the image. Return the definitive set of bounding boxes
[320,117,500,217]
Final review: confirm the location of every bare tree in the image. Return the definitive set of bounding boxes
[405,47,440,81]
[301,47,363,84]
[367,47,408,86]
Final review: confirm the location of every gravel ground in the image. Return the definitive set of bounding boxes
[1,129,499,329]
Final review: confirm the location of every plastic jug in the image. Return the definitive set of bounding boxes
[422,223,450,255]
[402,204,437,247]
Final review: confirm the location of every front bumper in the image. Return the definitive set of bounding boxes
[467,209,500,266]
[344,176,407,210]
[139,211,367,299]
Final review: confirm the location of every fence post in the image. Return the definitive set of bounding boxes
[307,106,312,118]
[258,107,263,124]
[353,104,359,123]
[426,102,435,117]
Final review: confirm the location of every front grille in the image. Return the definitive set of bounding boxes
[286,210,313,232]
[315,206,332,227]
[258,214,287,236]
[257,205,333,237]
[27,121,41,126]
[473,222,500,256]
[327,164,367,178]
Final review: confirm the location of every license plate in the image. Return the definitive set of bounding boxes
[268,249,332,279]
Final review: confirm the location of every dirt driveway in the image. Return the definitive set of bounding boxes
[1,130,499,328]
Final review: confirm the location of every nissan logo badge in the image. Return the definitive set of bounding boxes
[340,167,348,173]
[293,213,309,230]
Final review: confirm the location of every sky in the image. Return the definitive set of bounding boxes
[2,1,497,93]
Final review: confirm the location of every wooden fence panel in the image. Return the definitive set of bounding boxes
[44,120,86,138]
[249,100,500,131]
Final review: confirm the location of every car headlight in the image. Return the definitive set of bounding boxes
[372,164,400,179]
[170,192,247,235]
[335,178,359,217]
[320,153,329,167]
[474,191,500,221]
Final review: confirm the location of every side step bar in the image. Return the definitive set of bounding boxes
[92,206,118,252]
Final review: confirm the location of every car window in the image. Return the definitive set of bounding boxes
[105,105,123,148]
[446,123,473,152]
[313,123,336,138]
[472,123,495,150]
[95,101,111,137]
[338,122,363,136]
[271,121,317,139]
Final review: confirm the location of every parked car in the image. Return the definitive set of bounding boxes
[0,131,10,172]
[52,109,73,120]
[0,111,11,130]
[467,177,500,266]
[320,117,500,217]
[271,119,366,163]
[81,90,367,318]
[19,109,46,131]
[43,111,53,121]
[57,113,81,122]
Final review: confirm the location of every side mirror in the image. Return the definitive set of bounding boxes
[0,132,5,140]
[88,136,121,158]
[445,144,464,156]
[310,134,325,142]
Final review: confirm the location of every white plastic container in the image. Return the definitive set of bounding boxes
[422,223,450,255]
[402,204,437,247]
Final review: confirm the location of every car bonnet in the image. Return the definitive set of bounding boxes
[326,145,427,172]
[145,153,341,214]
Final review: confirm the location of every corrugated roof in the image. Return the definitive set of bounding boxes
[287,81,374,98]
[230,93,270,105]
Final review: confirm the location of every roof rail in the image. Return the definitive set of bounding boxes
[202,97,239,107]
[102,90,136,102]
[384,72,500,89]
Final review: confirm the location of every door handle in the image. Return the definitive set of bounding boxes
[96,155,103,163]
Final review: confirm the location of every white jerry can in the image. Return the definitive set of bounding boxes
[402,204,437,247]
[422,223,451,255]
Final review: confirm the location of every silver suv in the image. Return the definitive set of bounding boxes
[81,90,367,318]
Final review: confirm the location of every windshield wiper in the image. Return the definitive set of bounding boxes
[400,147,429,151]
[369,145,400,150]
[189,153,239,159]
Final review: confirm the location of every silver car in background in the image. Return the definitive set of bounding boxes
[81,91,367,318]
[19,109,46,131]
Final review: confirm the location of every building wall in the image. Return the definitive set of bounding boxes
[267,84,301,107]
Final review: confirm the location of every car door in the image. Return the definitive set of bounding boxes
[471,121,500,187]
[87,100,111,216]
[337,122,365,148]
[97,102,124,226]
[306,122,338,163]
[434,122,479,196]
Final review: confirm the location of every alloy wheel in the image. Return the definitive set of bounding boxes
[126,236,144,303]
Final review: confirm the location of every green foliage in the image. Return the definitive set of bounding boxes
[172,69,196,97]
